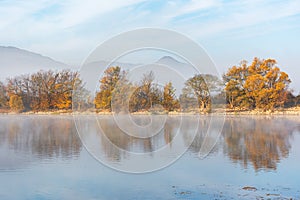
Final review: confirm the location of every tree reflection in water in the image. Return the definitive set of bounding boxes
[0,116,81,160]
[222,116,297,171]
[96,116,180,161]
[1,115,298,172]
[182,116,298,171]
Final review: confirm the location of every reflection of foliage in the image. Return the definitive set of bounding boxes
[0,117,81,159]
[185,117,212,153]
[223,117,292,171]
[96,116,179,161]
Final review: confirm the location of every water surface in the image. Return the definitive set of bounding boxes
[0,115,299,199]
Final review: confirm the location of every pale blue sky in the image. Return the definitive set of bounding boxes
[0,0,300,92]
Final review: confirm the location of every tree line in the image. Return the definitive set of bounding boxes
[0,70,89,112]
[0,57,299,113]
[223,58,299,110]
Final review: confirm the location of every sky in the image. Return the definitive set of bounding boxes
[0,0,300,93]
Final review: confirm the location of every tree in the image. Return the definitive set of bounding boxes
[9,94,24,112]
[182,74,221,112]
[111,74,132,113]
[179,86,198,111]
[224,58,291,110]
[72,77,92,111]
[162,82,179,111]
[0,81,8,108]
[6,74,32,111]
[5,70,85,112]
[30,70,54,111]
[129,71,163,112]
[223,61,249,109]
[52,70,80,110]
[296,94,300,106]
[94,66,123,111]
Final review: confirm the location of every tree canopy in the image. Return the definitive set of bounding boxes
[223,58,291,110]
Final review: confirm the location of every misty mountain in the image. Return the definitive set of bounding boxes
[0,46,218,96]
[155,56,198,79]
[79,56,203,96]
[0,46,68,81]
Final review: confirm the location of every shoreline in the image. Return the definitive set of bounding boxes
[1,107,300,116]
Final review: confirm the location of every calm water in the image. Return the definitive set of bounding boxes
[0,115,299,200]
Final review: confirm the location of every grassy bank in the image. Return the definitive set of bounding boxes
[1,106,300,115]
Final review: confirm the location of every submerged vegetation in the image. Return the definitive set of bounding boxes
[0,57,299,114]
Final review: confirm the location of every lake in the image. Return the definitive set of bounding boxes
[0,115,299,199]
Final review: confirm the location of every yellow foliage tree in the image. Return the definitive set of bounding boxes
[162,82,179,111]
[94,66,123,111]
[224,58,291,110]
[9,95,24,112]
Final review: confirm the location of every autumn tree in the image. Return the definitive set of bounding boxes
[94,66,124,111]
[296,94,300,106]
[283,91,300,107]
[224,58,291,110]
[29,70,81,111]
[6,74,32,111]
[162,82,179,111]
[5,70,85,112]
[181,74,222,112]
[0,81,8,108]
[52,70,80,110]
[30,70,55,110]
[135,71,155,111]
[72,77,92,111]
[9,94,24,112]
[179,86,198,111]
[129,71,163,112]
[223,60,249,109]
[111,74,132,113]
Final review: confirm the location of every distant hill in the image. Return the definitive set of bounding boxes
[79,56,200,95]
[0,47,216,95]
[155,56,198,78]
[0,46,68,81]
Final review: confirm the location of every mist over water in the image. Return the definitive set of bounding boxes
[0,115,299,199]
